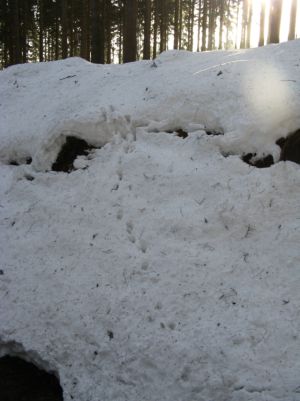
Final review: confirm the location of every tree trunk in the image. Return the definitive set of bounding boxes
[179,0,183,48]
[258,0,265,46]
[61,0,68,58]
[39,0,44,61]
[288,0,297,41]
[245,2,252,48]
[201,0,208,51]
[196,0,201,52]
[10,0,21,64]
[143,0,151,59]
[159,0,167,53]
[268,0,282,44]
[123,0,137,62]
[174,0,180,49]
[105,0,112,63]
[91,0,105,63]
[218,0,224,49]
[80,0,89,60]
[240,0,249,48]
[188,0,196,51]
[208,0,216,50]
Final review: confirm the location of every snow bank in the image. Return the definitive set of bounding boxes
[1,41,300,401]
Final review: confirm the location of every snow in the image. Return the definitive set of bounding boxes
[1,40,300,401]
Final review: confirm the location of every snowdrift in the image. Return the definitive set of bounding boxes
[0,41,300,401]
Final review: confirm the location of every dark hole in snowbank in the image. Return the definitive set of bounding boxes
[204,128,224,136]
[9,157,32,166]
[242,153,274,168]
[0,355,63,401]
[52,136,97,173]
[277,129,300,164]
[166,129,188,138]
[165,127,223,139]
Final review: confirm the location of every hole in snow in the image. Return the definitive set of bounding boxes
[166,128,188,138]
[278,129,300,165]
[241,153,274,168]
[0,355,63,401]
[52,136,97,173]
[204,128,224,136]
[9,157,32,167]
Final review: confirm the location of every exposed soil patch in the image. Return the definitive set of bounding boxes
[277,129,300,164]
[242,153,274,168]
[0,355,63,401]
[52,136,97,173]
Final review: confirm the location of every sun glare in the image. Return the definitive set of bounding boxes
[190,0,300,51]
[248,0,300,47]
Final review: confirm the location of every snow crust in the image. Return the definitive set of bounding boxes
[1,41,300,401]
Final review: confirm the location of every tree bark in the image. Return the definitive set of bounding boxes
[201,0,207,51]
[174,0,180,49]
[61,0,68,58]
[80,0,89,60]
[268,0,282,44]
[196,0,201,52]
[288,0,297,41]
[218,0,225,50]
[143,0,151,59]
[39,0,44,61]
[123,0,137,62]
[91,0,105,63]
[159,0,167,53]
[10,0,21,64]
[258,0,265,46]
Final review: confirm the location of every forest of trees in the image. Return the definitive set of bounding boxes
[0,0,298,68]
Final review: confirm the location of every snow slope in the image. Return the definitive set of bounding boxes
[1,41,300,401]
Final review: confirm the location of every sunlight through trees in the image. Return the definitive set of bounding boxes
[0,0,299,67]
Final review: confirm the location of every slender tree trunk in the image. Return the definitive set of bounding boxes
[123,0,137,62]
[188,0,196,51]
[39,0,44,61]
[268,0,282,44]
[219,0,224,49]
[159,0,167,53]
[105,0,112,63]
[234,0,240,48]
[80,0,89,60]
[288,0,297,40]
[201,0,208,50]
[245,2,252,48]
[143,0,151,59]
[10,0,21,64]
[259,0,265,46]
[153,0,158,58]
[208,0,216,50]
[91,0,105,63]
[240,0,249,48]
[20,0,28,63]
[196,0,201,52]
[179,0,183,48]
[2,0,9,66]
[174,0,180,49]
[61,0,68,58]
